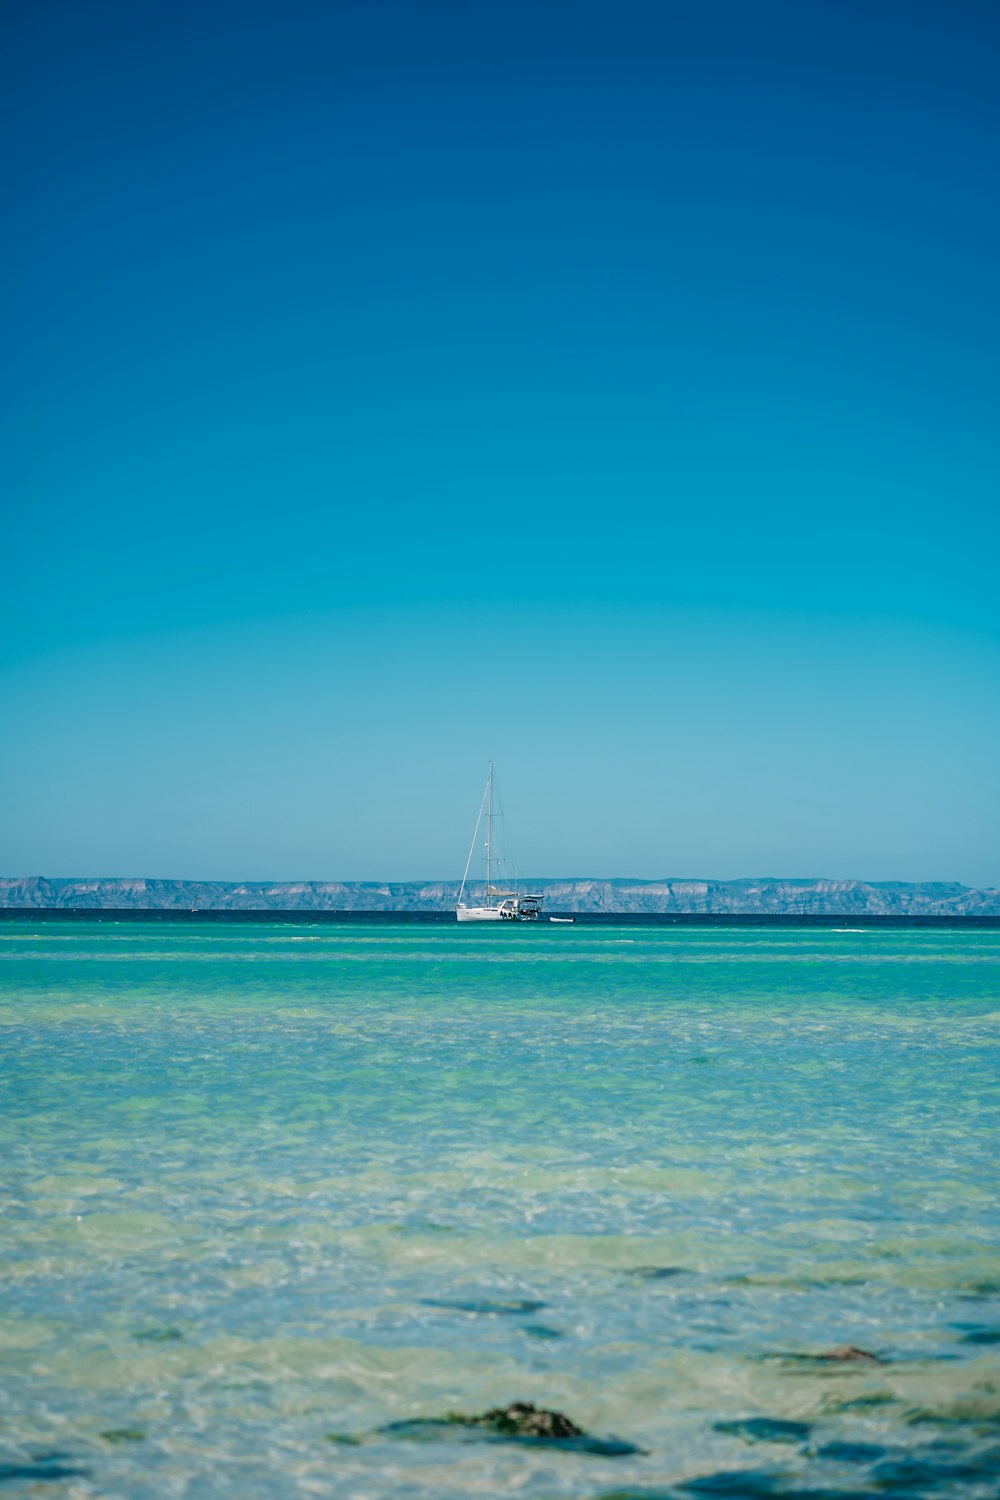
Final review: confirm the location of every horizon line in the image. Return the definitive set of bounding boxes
[3,873,993,890]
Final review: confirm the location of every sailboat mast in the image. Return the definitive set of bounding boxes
[486,760,493,907]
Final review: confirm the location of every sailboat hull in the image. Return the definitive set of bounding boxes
[456,904,514,922]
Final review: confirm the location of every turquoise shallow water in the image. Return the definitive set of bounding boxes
[1,919,999,1498]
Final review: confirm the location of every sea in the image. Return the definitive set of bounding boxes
[1,915,999,1499]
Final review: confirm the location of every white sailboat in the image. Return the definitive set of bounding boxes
[456,763,543,922]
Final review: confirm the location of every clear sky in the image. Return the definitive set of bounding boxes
[2,0,998,885]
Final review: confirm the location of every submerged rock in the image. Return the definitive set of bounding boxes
[331,1401,643,1456]
[465,1402,583,1438]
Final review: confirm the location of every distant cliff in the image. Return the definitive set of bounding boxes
[2,875,998,915]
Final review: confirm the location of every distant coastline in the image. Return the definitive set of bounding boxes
[2,874,998,916]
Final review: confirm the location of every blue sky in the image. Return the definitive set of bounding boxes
[2,0,998,884]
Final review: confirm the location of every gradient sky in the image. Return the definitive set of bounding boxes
[3,0,998,884]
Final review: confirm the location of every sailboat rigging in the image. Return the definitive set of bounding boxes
[456,763,543,922]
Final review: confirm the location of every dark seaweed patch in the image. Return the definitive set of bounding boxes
[904,1405,1000,1433]
[680,1479,785,1498]
[871,1452,994,1489]
[100,1429,147,1443]
[679,1471,854,1497]
[626,1266,689,1281]
[714,1418,812,1445]
[133,1326,183,1342]
[816,1439,886,1463]
[959,1327,1000,1345]
[768,1346,884,1368]
[0,1457,89,1482]
[419,1297,546,1315]
[589,1491,678,1500]
[523,1323,563,1339]
[826,1393,895,1412]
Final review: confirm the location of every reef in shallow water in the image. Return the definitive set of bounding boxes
[329,1401,643,1457]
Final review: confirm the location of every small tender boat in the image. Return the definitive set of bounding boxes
[456,763,542,923]
[550,916,575,924]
